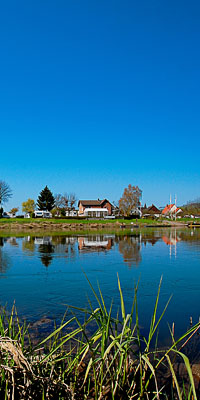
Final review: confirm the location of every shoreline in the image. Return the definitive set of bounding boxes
[0,219,189,232]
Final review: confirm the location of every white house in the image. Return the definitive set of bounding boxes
[162,204,182,217]
[83,207,109,218]
[65,210,78,217]
[130,207,142,218]
[3,212,16,218]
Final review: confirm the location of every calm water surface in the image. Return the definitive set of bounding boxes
[0,228,200,342]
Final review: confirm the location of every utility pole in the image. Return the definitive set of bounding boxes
[175,194,177,221]
[170,194,172,220]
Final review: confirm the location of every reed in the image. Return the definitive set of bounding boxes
[0,276,199,399]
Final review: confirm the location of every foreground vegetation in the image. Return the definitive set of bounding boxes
[0,276,199,399]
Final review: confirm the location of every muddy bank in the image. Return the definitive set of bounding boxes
[0,221,119,231]
[0,220,187,232]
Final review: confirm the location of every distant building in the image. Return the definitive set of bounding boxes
[78,199,113,217]
[142,204,161,218]
[34,210,52,218]
[65,210,78,217]
[130,207,142,218]
[2,212,18,218]
[162,204,182,217]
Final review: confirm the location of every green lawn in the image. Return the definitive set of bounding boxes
[0,217,184,225]
[0,217,159,224]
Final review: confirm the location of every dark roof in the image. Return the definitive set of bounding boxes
[78,199,112,207]
[78,200,101,206]
[147,204,161,214]
[142,204,161,215]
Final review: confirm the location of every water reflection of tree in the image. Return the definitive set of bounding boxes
[51,236,77,259]
[38,244,55,267]
[0,237,10,273]
[0,252,10,273]
[22,237,35,253]
[118,236,141,267]
[178,230,200,247]
[7,237,18,247]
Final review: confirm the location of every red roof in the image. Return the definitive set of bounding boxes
[162,236,178,245]
[162,204,180,215]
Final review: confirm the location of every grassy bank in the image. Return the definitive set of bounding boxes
[0,217,163,224]
[0,217,187,234]
[0,276,199,399]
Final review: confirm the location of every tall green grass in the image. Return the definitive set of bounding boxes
[0,276,199,399]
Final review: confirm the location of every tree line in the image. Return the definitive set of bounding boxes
[0,181,77,218]
[0,180,144,217]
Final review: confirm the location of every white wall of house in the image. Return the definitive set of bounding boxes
[2,212,16,218]
[65,210,78,217]
[83,208,108,218]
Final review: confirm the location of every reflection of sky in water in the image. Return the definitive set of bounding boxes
[0,229,200,342]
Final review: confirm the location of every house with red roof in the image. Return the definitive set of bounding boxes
[162,204,182,217]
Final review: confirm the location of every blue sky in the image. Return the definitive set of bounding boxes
[1,0,200,211]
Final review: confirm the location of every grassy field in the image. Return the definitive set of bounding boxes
[0,217,183,225]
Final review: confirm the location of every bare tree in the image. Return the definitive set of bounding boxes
[62,193,69,210]
[58,193,77,211]
[69,193,77,209]
[119,184,142,216]
[0,181,12,206]
[54,194,65,209]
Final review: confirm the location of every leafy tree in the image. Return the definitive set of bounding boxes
[37,186,55,211]
[10,207,19,215]
[0,180,12,206]
[119,184,142,216]
[22,199,36,214]
[51,208,57,217]
[182,198,200,216]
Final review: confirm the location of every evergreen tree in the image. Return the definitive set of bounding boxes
[0,207,3,218]
[37,186,55,211]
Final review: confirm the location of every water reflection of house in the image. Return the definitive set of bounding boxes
[65,237,77,245]
[34,237,52,245]
[162,231,181,258]
[78,236,113,253]
[6,237,18,246]
[142,237,160,246]
[162,236,179,246]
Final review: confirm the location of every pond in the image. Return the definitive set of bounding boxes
[0,228,200,344]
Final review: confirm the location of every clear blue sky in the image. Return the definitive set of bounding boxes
[1,0,200,211]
